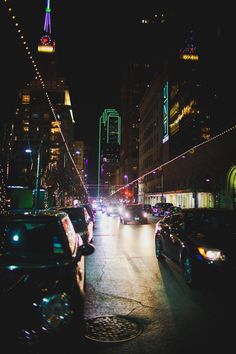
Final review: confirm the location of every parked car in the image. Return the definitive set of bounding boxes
[59,206,94,243]
[120,203,148,224]
[80,203,96,225]
[154,208,236,287]
[0,210,95,351]
[143,204,153,213]
[152,202,173,216]
[164,205,182,216]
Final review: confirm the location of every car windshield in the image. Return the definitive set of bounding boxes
[110,203,120,208]
[0,217,66,263]
[184,210,236,234]
[125,205,143,212]
[61,208,85,220]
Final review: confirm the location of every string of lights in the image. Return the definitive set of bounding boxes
[111,123,236,196]
[3,0,235,202]
[2,0,88,197]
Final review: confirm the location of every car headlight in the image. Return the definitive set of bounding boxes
[125,212,130,218]
[40,293,74,331]
[197,247,226,262]
[143,212,147,218]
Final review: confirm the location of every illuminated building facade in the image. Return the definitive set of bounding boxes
[6,0,80,208]
[97,109,121,200]
[120,10,170,200]
[138,25,236,210]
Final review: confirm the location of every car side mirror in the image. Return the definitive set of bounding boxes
[78,242,95,256]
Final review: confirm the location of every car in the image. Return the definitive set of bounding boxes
[152,202,173,216]
[0,210,95,351]
[100,203,107,213]
[106,202,122,216]
[59,206,94,244]
[80,203,96,225]
[120,203,148,224]
[164,205,182,216]
[143,204,153,213]
[154,208,236,287]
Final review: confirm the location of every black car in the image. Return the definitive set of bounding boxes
[80,203,96,225]
[120,204,148,224]
[0,210,95,351]
[143,204,153,213]
[59,206,94,244]
[152,202,173,216]
[155,208,236,287]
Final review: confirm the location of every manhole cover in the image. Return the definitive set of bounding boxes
[85,315,143,343]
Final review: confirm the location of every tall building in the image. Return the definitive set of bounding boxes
[6,0,85,208]
[120,9,171,200]
[97,108,121,201]
[138,19,236,210]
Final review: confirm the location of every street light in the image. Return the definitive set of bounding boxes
[25,140,43,209]
[124,174,128,185]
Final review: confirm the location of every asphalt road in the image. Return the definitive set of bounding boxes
[80,212,235,354]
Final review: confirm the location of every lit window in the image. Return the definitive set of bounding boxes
[22,94,30,104]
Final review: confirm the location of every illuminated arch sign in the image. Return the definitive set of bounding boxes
[38,35,55,53]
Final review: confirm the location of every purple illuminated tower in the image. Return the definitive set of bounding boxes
[38,0,55,53]
[44,0,52,33]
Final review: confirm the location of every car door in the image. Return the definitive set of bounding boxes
[167,214,184,262]
[159,216,173,257]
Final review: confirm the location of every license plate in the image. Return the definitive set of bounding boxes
[134,217,140,221]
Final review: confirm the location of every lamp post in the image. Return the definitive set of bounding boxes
[35,142,42,209]
[124,174,128,185]
[25,140,43,210]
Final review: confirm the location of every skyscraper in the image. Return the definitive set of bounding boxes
[97,108,121,201]
[6,0,84,208]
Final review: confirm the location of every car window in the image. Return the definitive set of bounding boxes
[83,208,91,223]
[169,214,184,230]
[60,208,87,233]
[184,211,236,234]
[61,216,77,255]
[0,218,66,261]
[125,205,143,211]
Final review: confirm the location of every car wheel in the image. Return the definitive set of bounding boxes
[155,237,165,260]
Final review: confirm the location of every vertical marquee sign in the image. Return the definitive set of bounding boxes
[162,81,169,143]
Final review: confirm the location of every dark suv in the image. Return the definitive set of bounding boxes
[0,210,95,351]
[120,204,148,224]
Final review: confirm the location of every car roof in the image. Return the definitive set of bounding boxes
[124,203,143,207]
[1,210,68,220]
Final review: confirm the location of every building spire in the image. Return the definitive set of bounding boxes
[38,0,55,53]
[44,0,52,33]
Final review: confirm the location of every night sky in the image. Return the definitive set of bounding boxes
[1,1,127,128]
[1,1,234,183]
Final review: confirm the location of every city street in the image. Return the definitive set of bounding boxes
[81,211,235,354]
[1,3,235,354]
